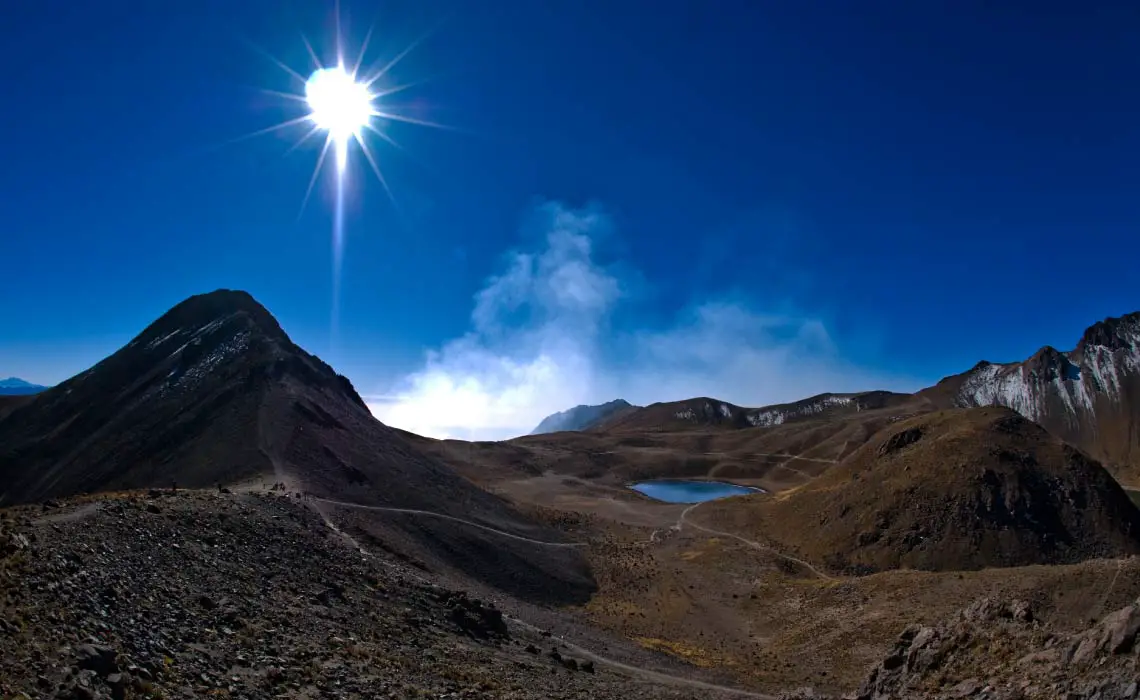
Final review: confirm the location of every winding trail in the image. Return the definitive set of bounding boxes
[676,502,835,581]
[311,499,776,698]
[311,497,588,548]
[640,449,837,581]
[505,615,776,699]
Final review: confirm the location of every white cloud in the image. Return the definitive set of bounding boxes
[369,201,918,440]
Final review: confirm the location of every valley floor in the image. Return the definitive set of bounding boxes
[473,463,1140,696]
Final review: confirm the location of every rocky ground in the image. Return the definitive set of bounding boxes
[0,490,739,700]
[780,597,1140,700]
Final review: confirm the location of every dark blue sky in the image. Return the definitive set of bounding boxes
[1,1,1137,436]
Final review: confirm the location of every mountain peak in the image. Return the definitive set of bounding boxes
[0,291,380,503]
[1077,311,1140,353]
[0,377,48,395]
[530,399,636,435]
[0,377,37,388]
[140,289,288,347]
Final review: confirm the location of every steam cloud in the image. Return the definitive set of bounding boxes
[368,202,915,440]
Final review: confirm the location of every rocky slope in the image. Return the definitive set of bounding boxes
[783,595,1140,700]
[0,491,727,700]
[702,407,1140,575]
[530,399,638,435]
[921,311,1140,482]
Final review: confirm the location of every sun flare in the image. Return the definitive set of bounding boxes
[305,65,374,173]
[235,11,447,349]
[305,65,373,139]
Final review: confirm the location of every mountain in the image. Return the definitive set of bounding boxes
[920,311,1140,481]
[0,290,593,603]
[597,391,917,433]
[551,310,1140,486]
[530,399,637,434]
[0,377,47,395]
[700,407,1140,575]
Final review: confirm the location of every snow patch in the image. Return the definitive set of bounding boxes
[745,394,854,428]
[957,362,1041,420]
[146,329,184,350]
[175,331,251,390]
[956,325,1139,426]
[747,410,785,427]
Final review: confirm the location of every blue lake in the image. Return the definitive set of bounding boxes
[630,480,762,504]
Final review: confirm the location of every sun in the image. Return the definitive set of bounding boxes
[304,64,375,174]
[305,64,373,142]
[232,11,449,351]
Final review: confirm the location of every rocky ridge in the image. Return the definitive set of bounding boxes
[922,311,1140,479]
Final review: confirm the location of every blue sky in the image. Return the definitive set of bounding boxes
[1,1,1137,438]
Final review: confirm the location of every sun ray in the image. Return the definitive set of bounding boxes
[258,88,311,104]
[352,23,377,79]
[219,114,313,148]
[363,122,404,150]
[298,136,333,221]
[334,0,345,67]
[356,135,397,206]
[363,123,443,182]
[371,110,456,132]
[282,125,323,158]
[371,81,426,100]
[360,19,446,89]
[301,33,323,71]
[240,36,309,85]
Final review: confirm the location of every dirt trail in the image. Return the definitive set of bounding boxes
[701,451,839,465]
[32,502,102,525]
[678,502,835,581]
[505,615,777,699]
[310,499,776,699]
[639,450,837,580]
[311,497,588,548]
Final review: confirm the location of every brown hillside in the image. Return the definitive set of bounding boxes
[701,407,1140,575]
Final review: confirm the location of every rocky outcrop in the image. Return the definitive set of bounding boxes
[781,595,1140,700]
[922,311,1140,480]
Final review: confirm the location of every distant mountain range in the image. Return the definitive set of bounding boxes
[0,377,48,395]
[529,399,638,434]
[530,311,1140,481]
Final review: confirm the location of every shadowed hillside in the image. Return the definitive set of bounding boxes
[702,407,1140,575]
[0,290,595,605]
